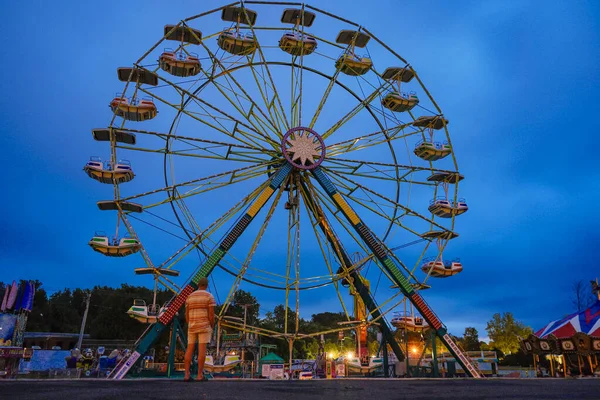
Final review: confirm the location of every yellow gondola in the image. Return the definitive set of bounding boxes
[382,92,419,112]
[217,30,257,56]
[413,140,452,161]
[109,95,157,122]
[83,157,134,184]
[159,50,201,77]
[335,30,372,76]
[335,53,372,76]
[279,32,317,56]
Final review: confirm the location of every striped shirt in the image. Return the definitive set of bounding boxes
[186,289,216,333]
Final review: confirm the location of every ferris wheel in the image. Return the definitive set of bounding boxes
[82,1,482,379]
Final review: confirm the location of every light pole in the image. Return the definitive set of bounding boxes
[77,292,91,350]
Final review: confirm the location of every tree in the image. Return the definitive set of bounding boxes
[220,290,260,326]
[485,312,532,355]
[571,280,596,312]
[462,327,481,351]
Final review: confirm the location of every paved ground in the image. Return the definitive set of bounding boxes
[1,378,599,399]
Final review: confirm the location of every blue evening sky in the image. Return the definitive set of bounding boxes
[1,0,599,340]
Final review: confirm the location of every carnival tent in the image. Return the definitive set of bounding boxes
[535,300,600,338]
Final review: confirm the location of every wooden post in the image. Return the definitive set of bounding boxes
[549,355,555,377]
[577,354,583,376]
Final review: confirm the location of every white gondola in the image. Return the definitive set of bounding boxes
[279,32,317,56]
[428,197,468,218]
[204,355,242,373]
[83,157,134,184]
[127,299,165,324]
[346,356,383,374]
[390,313,429,331]
[421,257,463,278]
[159,49,201,77]
[89,231,141,257]
[128,268,179,323]
[217,29,257,56]
[382,91,419,112]
[109,95,157,122]
[413,139,451,161]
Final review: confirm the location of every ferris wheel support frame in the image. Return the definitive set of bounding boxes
[299,179,406,363]
[309,167,482,378]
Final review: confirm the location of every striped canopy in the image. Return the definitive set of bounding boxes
[535,300,600,338]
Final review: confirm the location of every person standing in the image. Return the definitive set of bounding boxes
[184,277,216,382]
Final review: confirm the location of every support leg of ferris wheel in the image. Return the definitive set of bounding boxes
[310,167,483,378]
[299,180,406,363]
[109,164,293,380]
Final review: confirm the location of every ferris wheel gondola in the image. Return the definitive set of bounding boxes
[427,171,467,218]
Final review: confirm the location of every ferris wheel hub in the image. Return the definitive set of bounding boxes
[281,126,325,170]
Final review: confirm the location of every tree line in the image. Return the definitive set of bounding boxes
[2,281,539,364]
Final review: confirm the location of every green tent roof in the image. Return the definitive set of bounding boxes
[259,352,284,363]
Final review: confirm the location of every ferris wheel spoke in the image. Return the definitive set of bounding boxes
[135,84,271,151]
[325,123,420,157]
[200,42,285,143]
[245,24,291,132]
[324,167,449,234]
[121,162,272,205]
[160,166,289,274]
[244,57,289,135]
[307,67,342,130]
[320,78,393,141]
[204,72,281,147]
[323,158,442,185]
[217,183,285,320]
[112,127,275,163]
[134,65,273,149]
[299,180,357,321]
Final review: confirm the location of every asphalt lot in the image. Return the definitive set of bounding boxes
[1,378,599,400]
